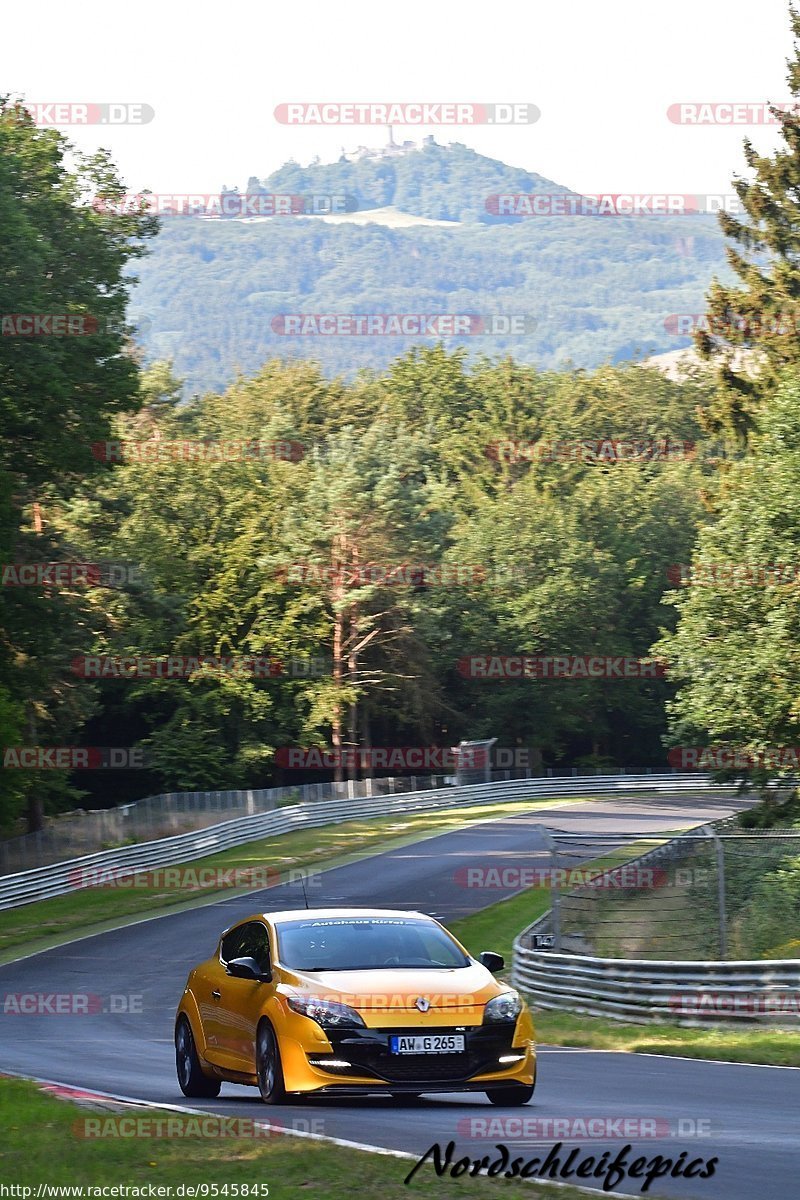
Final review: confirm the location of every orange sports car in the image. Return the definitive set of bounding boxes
[175,907,536,1104]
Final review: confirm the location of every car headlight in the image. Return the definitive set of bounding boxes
[287,995,366,1028]
[484,991,523,1024]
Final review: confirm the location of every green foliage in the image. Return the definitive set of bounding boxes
[0,100,156,828]
[52,348,711,796]
[695,9,800,438]
[656,374,800,777]
[733,855,800,957]
[738,791,800,828]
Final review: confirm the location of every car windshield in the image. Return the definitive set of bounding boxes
[275,916,471,971]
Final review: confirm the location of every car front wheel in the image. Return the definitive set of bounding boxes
[175,1016,221,1098]
[257,1021,288,1104]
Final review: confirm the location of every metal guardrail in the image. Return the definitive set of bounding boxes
[0,772,725,910]
[511,947,800,1025]
[0,774,453,873]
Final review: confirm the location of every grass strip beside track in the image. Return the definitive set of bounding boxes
[0,1076,612,1200]
[532,1011,800,1067]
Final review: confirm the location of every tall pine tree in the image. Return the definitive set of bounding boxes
[697,6,800,441]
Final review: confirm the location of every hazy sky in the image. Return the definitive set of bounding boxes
[2,0,794,197]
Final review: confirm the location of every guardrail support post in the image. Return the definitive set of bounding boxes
[702,826,728,958]
[714,830,728,959]
[536,824,561,950]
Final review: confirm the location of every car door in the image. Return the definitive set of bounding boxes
[200,922,252,1070]
[215,919,275,1070]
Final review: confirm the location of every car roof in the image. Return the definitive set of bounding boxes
[239,907,433,926]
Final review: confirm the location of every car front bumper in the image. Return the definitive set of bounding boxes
[280,1020,536,1094]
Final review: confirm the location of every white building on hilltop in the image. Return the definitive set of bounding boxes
[339,130,437,163]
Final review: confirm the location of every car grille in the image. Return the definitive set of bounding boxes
[370,1052,482,1082]
[317,1025,516,1084]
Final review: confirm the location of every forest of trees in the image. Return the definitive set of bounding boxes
[6,7,800,837]
[34,351,713,809]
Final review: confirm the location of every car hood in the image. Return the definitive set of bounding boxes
[280,962,503,1011]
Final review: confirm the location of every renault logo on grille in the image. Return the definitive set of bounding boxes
[414,996,431,1012]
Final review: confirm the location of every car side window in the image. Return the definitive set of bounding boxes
[220,921,270,973]
[240,922,271,974]
[220,924,249,964]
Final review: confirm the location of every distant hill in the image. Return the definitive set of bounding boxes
[258,139,569,224]
[128,142,732,392]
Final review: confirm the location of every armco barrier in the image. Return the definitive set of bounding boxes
[0,775,450,872]
[511,947,800,1025]
[0,773,726,910]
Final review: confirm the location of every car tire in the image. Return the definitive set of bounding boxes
[257,1020,288,1104]
[485,1082,535,1106]
[175,1016,221,1098]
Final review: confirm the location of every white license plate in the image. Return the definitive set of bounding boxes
[389,1034,465,1055]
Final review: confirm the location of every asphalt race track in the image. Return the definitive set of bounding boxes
[1,792,797,1199]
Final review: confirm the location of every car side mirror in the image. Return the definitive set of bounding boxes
[226,956,271,982]
[479,950,505,974]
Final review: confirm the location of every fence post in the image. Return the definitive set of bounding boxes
[714,831,728,959]
[702,826,728,958]
[536,825,561,951]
